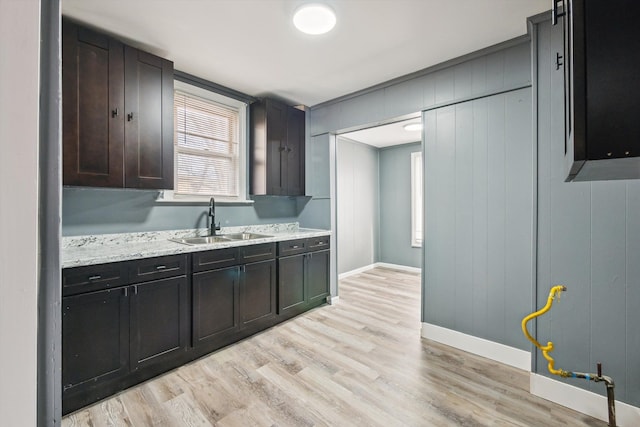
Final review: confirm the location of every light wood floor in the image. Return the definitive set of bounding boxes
[63,267,605,426]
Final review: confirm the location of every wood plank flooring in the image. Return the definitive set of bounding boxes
[62,267,605,426]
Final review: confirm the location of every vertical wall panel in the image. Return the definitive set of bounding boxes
[454,62,473,101]
[424,109,439,324]
[486,94,507,344]
[590,182,627,395]
[453,102,474,334]
[435,69,455,105]
[471,98,489,337]
[504,89,533,348]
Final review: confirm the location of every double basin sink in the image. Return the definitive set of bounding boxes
[171,232,272,246]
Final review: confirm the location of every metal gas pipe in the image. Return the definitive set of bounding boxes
[521,286,617,427]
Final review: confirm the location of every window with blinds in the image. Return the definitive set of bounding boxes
[174,90,240,197]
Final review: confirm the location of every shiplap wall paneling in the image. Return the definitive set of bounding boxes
[424,87,533,350]
[310,41,532,136]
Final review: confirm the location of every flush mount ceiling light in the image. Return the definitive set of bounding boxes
[403,123,422,132]
[293,3,337,35]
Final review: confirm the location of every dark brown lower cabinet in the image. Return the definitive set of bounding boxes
[62,287,129,398]
[307,249,330,305]
[192,266,240,349]
[130,276,189,371]
[240,259,277,328]
[278,254,306,315]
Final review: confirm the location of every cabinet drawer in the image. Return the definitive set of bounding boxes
[239,243,275,264]
[193,247,239,273]
[63,262,128,296]
[307,236,330,251]
[277,238,307,256]
[128,254,187,283]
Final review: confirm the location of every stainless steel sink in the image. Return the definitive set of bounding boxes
[220,232,272,240]
[170,236,232,245]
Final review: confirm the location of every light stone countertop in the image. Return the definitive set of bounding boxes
[62,222,330,268]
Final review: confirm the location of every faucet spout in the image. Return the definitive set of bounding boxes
[208,197,221,236]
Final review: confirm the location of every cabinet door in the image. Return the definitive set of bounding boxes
[62,19,124,187]
[306,250,330,306]
[129,276,188,371]
[266,99,288,195]
[192,266,239,347]
[124,46,174,189]
[62,287,129,396]
[285,106,305,196]
[278,254,306,315]
[240,259,276,328]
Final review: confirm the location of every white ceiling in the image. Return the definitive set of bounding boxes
[61,0,549,108]
[342,118,422,148]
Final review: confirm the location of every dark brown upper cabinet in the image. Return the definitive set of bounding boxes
[63,19,174,189]
[556,0,640,181]
[250,98,305,196]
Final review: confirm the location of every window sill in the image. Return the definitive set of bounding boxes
[155,191,254,206]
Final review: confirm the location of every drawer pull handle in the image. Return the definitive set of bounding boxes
[155,265,167,270]
[317,241,325,245]
[88,275,102,281]
[292,245,299,249]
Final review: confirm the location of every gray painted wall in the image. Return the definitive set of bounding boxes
[423,87,534,350]
[62,188,329,235]
[535,18,640,406]
[379,142,422,269]
[336,137,380,274]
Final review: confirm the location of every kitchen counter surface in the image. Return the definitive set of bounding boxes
[62,223,330,268]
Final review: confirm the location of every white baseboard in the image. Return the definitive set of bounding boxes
[375,262,421,274]
[338,263,420,280]
[421,323,531,371]
[530,373,640,426]
[326,295,340,305]
[338,263,376,280]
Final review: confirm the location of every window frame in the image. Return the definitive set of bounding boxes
[158,80,250,204]
[411,151,423,248]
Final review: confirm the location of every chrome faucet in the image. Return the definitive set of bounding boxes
[208,197,221,236]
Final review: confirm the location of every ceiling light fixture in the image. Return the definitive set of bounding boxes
[403,123,422,132]
[293,3,336,35]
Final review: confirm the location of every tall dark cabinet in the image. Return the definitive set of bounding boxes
[63,19,174,189]
[250,98,305,196]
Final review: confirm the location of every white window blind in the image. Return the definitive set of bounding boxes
[411,151,423,247]
[174,90,240,197]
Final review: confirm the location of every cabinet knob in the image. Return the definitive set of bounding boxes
[111,108,119,118]
[127,112,134,122]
